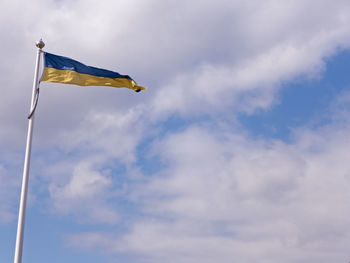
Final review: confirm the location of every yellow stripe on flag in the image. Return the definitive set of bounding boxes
[42,67,145,92]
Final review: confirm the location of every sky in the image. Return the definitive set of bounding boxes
[1,0,350,262]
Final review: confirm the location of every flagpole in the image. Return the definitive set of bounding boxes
[13,39,45,263]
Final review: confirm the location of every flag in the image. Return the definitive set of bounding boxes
[41,52,145,92]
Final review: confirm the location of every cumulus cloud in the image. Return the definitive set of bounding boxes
[67,116,350,262]
[0,152,26,223]
[151,4,350,117]
[49,161,119,224]
[1,0,350,148]
[0,164,18,223]
[57,108,146,162]
[2,0,350,262]
[44,108,146,222]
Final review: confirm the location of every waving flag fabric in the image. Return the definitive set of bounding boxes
[41,52,145,92]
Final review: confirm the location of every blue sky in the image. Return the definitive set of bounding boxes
[239,50,350,141]
[1,1,350,263]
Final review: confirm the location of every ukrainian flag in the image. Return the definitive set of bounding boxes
[41,52,145,92]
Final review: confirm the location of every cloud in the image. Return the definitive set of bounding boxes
[57,108,146,163]
[66,114,350,262]
[0,165,16,223]
[151,8,350,117]
[49,161,119,224]
[0,162,22,223]
[44,108,147,223]
[1,0,350,149]
[2,0,350,262]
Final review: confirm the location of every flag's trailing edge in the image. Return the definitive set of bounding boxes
[41,52,145,92]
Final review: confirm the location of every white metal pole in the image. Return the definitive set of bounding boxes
[13,39,45,263]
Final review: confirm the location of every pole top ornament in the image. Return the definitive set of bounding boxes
[36,39,45,49]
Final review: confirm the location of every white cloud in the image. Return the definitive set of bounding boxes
[45,108,146,222]
[1,0,350,149]
[0,163,21,223]
[49,161,119,224]
[66,116,350,262]
[58,162,111,199]
[57,107,146,162]
[151,17,350,116]
[0,166,15,223]
[1,0,350,262]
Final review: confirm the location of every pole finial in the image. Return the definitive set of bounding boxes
[36,39,45,49]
